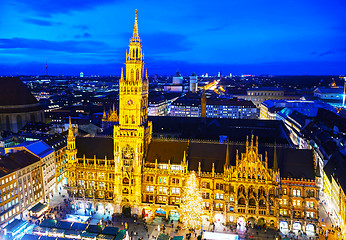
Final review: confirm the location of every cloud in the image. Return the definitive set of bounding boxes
[73,25,89,31]
[75,33,92,39]
[319,51,335,57]
[22,18,62,26]
[0,38,107,53]
[13,0,117,16]
[141,32,193,54]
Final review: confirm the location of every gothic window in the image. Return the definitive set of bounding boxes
[238,185,245,196]
[123,178,129,185]
[16,115,22,131]
[238,197,245,205]
[30,113,35,122]
[5,116,10,131]
[125,115,128,124]
[259,199,266,207]
[258,187,265,197]
[130,69,134,81]
[249,198,256,206]
[136,69,140,81]
[131,115,135,124]
[123,188,129,194]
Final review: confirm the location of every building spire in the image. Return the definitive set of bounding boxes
[131,9,140,42]
[68,117,73,138]
[120,67,124,81]
[225,139,230,168]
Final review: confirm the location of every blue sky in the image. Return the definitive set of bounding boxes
[0,0,345,76]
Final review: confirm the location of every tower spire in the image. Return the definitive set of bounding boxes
[131,9,140,42]
[225,139,230,168]
[68,117,73,139]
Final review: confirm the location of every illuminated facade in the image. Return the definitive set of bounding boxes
[66,11,319,233]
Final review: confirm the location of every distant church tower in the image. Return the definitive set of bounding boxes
[189,72,198,93]
[113,10,152,215]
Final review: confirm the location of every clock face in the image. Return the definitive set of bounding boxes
[127,99,133,106]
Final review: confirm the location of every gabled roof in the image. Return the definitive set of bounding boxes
[0,150,40,174]
[20,140,54,158]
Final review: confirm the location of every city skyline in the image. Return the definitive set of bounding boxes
[1,0,346,76]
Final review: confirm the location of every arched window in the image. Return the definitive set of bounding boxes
[131,115,135,124]
[125,115,128,124]
[136,69,140,81]
[238,197,245,205]
[30,113,35,122]
[5,115,10,131]
[259,199,266,207]
[130,69,134,81]
[249,198,256,206]
[123,188,129,194]
[123,178,129,185]
[16,115,22,131]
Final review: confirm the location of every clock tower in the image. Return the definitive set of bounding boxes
[113,10,152,215]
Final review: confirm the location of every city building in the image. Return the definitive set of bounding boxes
[323,151,346,237]
[189,73,198,93]
[66,12,320,234]
[260,100,336,120]
[169,95,257,119]
[43,134,68,192]
[5,141,56,203]
[0,169,19,227]
[172,71,183,85]
[169,96,200,118]
[0,150,44,227]
[233,87,300,107]
[205,98,257,119]
[313,87,345,108]
[0,77,45,133]
[148,95,169,116]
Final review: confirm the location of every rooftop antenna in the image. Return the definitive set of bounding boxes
[343,77,346,108]
[45,59,48,76]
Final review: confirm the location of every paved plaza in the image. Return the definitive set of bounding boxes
[0,188,342,240]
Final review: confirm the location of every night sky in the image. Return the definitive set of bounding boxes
[1,0,346,76]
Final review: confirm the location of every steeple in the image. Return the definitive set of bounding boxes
[68,117,74,140]
[131,9,140,43]
[225,139,230,168]
[273,141,278,171]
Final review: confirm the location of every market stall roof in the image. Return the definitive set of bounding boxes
[38,236,56,240]
[97,234,115,240]
[32,226,47,235]
[29,202,47,213]
[47,228,65,235]
[64,229,81,237]
[55,220,73,230]
[157,233,170,240]
[172,237,184,240]
[40,219,57,228]
[114,230,127,240]
[81,231,99,238]
[4,219,27,233]
[70,222,88,231]
[102,227,119,236]
[21,234,40,240]
[86,224,103,234]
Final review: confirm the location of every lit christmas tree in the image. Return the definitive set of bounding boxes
[180,171,203,230]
